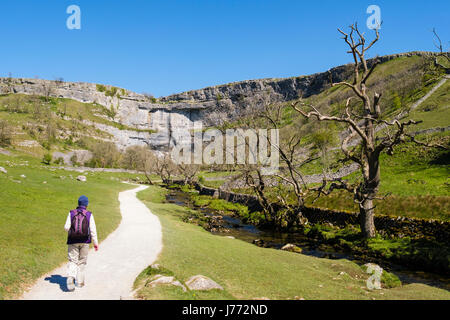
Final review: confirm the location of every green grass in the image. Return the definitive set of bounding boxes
[0,94,154,157]
[134,185,450,300]
[303,138,450,220]
[192,194,249,217]
[0,152,139,299]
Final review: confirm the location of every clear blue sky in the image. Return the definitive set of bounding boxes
[1,0,448,97]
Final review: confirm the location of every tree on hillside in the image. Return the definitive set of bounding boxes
[291,23,447,238]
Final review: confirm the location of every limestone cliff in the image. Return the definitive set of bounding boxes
[0,51,440,150]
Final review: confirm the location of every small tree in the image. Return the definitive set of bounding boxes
[122,145,156,184]
[0,120,12,147]
[178,164,200,185]
[89,141,121,168]
[42,82,54,102]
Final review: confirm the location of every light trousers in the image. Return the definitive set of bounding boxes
[67,243,89,284]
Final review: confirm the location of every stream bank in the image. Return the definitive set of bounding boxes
[165,187,450,291]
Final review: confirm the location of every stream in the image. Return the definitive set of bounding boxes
[166,189,450,291]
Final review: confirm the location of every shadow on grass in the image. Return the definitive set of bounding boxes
[44,275,70,292]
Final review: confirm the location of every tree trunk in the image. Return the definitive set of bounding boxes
[359,198,376,238]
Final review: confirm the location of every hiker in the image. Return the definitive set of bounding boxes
[64,195,98,291]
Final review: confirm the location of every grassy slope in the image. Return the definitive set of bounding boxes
[134,185,450,300]
[0,152,141,299]
[403,79,450,130]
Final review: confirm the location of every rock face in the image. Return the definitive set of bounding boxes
[185,275,224,291]
[0,52,441,151]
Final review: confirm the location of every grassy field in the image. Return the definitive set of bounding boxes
[0,152,143,299]
[134,185,450,300]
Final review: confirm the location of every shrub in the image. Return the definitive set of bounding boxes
[42,153,52,165]
[96,84,106,92]
[381,271,402,288]
[105,87,119,97]
[70,154,79,167]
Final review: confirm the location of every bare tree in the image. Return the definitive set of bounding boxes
[122,145,156,185]
[0,120,12,147]
[154,153,178,183]
[55,77,64,84]
[432,28,450,71]
[42,81,54,102]
[290,23,445,238]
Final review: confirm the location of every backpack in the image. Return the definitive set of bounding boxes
[69,209,90,242]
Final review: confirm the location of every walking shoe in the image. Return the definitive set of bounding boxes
[67,277,75,292]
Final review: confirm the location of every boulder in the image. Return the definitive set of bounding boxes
[77,175,87,182]
[281,243,303,253]
[252,239,264,246]
[185,275,223,291]
[146,275,186,292]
